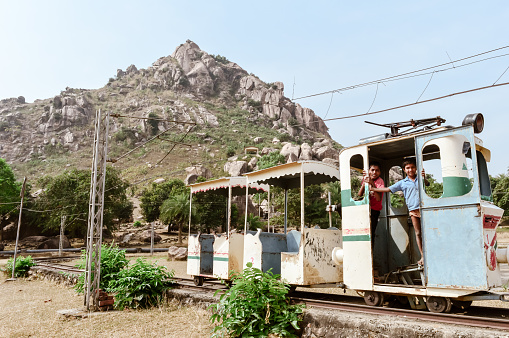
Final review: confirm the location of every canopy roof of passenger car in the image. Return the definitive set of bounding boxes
[244,160,339,189]
[188,176,268,196]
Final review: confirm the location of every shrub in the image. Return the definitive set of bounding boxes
[133,220,143,227]
[74,244,129,294]
[257,152,285,170]
[107,258,175,310]
[226,146,235,157]
[210,262,304,338]
[4,256,35,277]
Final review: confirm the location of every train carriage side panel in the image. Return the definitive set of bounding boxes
[339,146,374,290]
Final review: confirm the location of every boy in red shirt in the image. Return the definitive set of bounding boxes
[358,163,384,249]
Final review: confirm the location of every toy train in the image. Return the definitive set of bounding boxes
[187,113,507,313]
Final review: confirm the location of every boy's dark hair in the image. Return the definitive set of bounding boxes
[402,158,416,168]
[369,162,381,170]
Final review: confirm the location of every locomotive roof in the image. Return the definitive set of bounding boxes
[341,125,490,169]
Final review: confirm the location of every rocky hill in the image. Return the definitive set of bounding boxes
[0,40,339,187]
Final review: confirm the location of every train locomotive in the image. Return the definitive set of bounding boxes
[187,113,507,313]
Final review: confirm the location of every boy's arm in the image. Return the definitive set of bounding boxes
[357,170,369,196]
[371,186,391,193]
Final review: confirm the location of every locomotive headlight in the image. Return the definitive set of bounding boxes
[462,113,484,133]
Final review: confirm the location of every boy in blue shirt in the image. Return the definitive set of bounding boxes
[370,158,428,265]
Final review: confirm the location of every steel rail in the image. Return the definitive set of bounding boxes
[291,296,509,331]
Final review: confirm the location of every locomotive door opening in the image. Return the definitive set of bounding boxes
[339,146,374,290]
[416,126,487,290]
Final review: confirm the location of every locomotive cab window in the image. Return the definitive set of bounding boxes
[350,154,365,200]
[421,135,473,199]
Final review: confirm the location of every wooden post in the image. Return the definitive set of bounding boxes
[150,222,155,256]
[11,177,27,280]
[328,192,332,229]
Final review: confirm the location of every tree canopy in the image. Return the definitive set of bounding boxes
[139,179,186,222]
[33,167,133,237]
[0,158,21,217]
[492,170,509,216]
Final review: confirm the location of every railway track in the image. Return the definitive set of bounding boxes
[35,260,509,331]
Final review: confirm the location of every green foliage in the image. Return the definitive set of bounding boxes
[257,152,285,170]
[107,258,175,310]
[492,170,509,216]
[423,174,444,199]
[114,127,137,145]
[210,262,304,338]
[133,220,143,227]
[0,158,21,217]
[34,167,133,237]
[160,190,193,243]
[390,193,405,208]
[147,112,159,136]
[4,256,35,277]
[74,244,129,294]
[212,54,230,64]
[246,213,264,231]
[226,146,235,157]
[139,179,185,222]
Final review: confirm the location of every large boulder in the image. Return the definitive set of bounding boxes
[314,146,338,161]
[280,143,300,160]
[37,235,71,249]
[140,230,162,243]
[322,158,339,168]
[168,246,188,261]
[185,165,212,179]
[299,143,313,160]
[21,236,48,245]
[224,161,248,176]
[247,157,258,171]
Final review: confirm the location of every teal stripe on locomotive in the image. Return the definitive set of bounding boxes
[341,189,369,207]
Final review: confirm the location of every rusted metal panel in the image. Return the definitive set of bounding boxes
[422,206,487,289]
[481,201,505,287]
[281,228,343,285]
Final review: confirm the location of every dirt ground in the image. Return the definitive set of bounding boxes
[0,255,213,338]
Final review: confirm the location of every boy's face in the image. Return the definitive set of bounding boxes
[404,163,417,178]
[368,165,381,180]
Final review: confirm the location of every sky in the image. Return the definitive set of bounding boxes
[1,1,508,175]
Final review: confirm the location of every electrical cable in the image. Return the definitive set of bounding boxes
[292,46,509,101]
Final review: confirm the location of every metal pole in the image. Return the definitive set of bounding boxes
[267,186,271,233]
[59,215,66,256]
[227,183,232,236]
[150,222,154,256]
[328,192,332,229]
[284,189,288,235]
[300,166,304,233]
[244,184,249,233]
[11,177,27,280]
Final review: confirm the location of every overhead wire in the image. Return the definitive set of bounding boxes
[292,45,509,101]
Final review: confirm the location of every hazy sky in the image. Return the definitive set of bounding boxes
[1,1,508,175]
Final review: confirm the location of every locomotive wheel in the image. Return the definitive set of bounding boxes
[364,291,384,306]
[451,300,472,310]
[426,296,452,313]
[193,276,204,286]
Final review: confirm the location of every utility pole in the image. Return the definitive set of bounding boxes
[84,110,110,310]
[9,177,27,280]
[59,215,66,256]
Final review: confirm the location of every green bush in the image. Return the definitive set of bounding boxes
[133,220,143,227]
[226,146,235,157]
[74,244,129,294]
[210,262,304,337]
[107,258,175,310]
[4,256,36,277]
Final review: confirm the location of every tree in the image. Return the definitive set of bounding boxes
[140,179,186,222]
[34,167,133,238]
[0,158,21,217]
[492,170,509,216]
[160,190,193,244]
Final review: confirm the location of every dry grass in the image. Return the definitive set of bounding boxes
[0,269,213,338]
